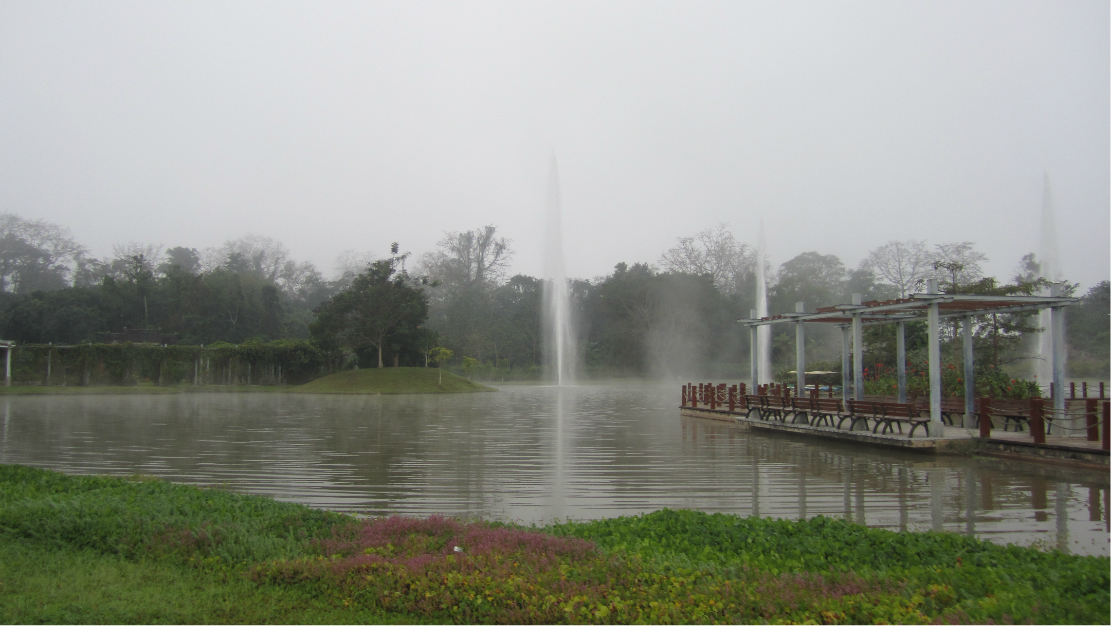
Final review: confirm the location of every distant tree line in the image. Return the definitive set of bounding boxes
[0,213,1105,382]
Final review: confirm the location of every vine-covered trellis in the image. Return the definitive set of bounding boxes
[5,340,328,387]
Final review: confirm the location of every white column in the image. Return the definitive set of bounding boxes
[5,346,10,388]
[896,321,907,404]
[1049,283,1066,416]
[841,326,851,402]
[963,316,976,428]
[795,302,805,395]
[927,279,943,436]
[852,293,863,401]
[749,309,758,393]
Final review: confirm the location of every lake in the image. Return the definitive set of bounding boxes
[1,381,1106,556]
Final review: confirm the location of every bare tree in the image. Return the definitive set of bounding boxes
[931,241,987,289]
[658,223,755,295]
[418,225,513,291]
[860,240,934,298]
[202,235,291,282]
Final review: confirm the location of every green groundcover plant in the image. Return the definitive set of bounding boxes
[0,465,1106,624]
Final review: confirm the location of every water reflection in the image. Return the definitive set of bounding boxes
[0,384,1106,556]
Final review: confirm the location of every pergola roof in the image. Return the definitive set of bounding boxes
[739,292,1079,327]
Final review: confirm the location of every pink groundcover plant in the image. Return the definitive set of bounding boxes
[249,516,932,624]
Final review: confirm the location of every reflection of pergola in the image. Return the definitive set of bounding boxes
[740,279,1079,436]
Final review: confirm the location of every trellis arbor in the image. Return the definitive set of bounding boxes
[741,279,1078,436]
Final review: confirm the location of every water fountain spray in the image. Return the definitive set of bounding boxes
[1037,173,1063,384]
[755,218,772,384]
[543,155,576,386]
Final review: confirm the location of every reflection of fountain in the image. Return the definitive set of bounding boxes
[543,156,576,386]
[1037,174,1063,384]
[755,219,772,383]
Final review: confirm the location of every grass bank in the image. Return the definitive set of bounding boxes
[292,367,494,394]
[1,465,1106,624]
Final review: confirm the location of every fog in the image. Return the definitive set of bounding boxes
[1,1,1107,289]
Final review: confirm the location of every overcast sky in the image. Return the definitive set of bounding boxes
[1,1,1108,291]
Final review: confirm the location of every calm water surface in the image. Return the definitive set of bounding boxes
[1,382,1107,556]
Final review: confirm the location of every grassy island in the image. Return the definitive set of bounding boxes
[292,367,494,394]
[0,465,1106,624]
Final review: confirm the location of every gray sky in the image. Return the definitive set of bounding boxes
[1,1,1108,290]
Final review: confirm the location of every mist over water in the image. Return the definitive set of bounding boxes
[542,156,576,386]
[755,219,772,384]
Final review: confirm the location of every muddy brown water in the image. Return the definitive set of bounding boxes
[1,382,1106,556]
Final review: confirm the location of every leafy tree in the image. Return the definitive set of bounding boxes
[310,257,429,368]
[0,214,86,293]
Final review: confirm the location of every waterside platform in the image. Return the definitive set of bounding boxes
[681,406,1109,468]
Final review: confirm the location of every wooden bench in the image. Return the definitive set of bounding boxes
[987,399,1033,431]
[789,397,815,425]
[810,398,845,427]
[871,402,931,438]
[939,398,972,426]
[759,395,792,421]
[739,395,761,418]
[841,400,882,431]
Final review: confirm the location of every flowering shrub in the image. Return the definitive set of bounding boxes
[862,361,1041,399]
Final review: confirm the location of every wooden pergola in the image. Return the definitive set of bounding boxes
[739,280,1078,436]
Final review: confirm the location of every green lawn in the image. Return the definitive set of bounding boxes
[292,367,494,394]
[0,465,1106,624]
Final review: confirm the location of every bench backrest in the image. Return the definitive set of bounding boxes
[882,402,920,418]
[814,398,843,412]
[847,400,881,416]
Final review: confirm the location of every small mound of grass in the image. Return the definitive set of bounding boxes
[294,367,493,394]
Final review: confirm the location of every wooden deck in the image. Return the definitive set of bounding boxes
[680,406,1109,467]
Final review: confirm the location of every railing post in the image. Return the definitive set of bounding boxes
[691,385,698,409]
[1082,382,1088,398]
[1086,398,1098,441]
[1070,381,1076,399]
[709,384,716,410]
[1103,401,1109,451]
[1030,398,1046,444]
[739,382,747,397]
[979,397,992,438]
[729,385,736,413]
[681,385,687,407]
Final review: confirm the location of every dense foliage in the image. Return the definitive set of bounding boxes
[0,213,1105,381]
[1,466,1107,624]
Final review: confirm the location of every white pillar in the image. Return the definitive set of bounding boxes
[927,279,943,436]
[795,302,805,395]
[963,316,976,428]
[1049,283,1066,416]
[852,293,863,401]
[749,309,758,393]
[896,321,907,404]
[5,346,10,388]
[841,326,851,402]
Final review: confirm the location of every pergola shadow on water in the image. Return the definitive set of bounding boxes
[742,279,1078,437]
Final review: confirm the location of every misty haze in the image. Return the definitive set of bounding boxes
[0,3,1107,623]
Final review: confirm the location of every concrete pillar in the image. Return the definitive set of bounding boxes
[963,316,976,428]
[896,321,907,404]
[1049,283,1066,416]
[749,309,758,393]
[927,279,943,436]
[795,302,805,395]
[852,293,863,401]
[4,346,10,388]
[841,326,851,402]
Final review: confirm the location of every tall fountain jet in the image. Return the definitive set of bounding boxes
[543,155,576,386]
[755,218,772,384]
[1036,173,1063,384]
